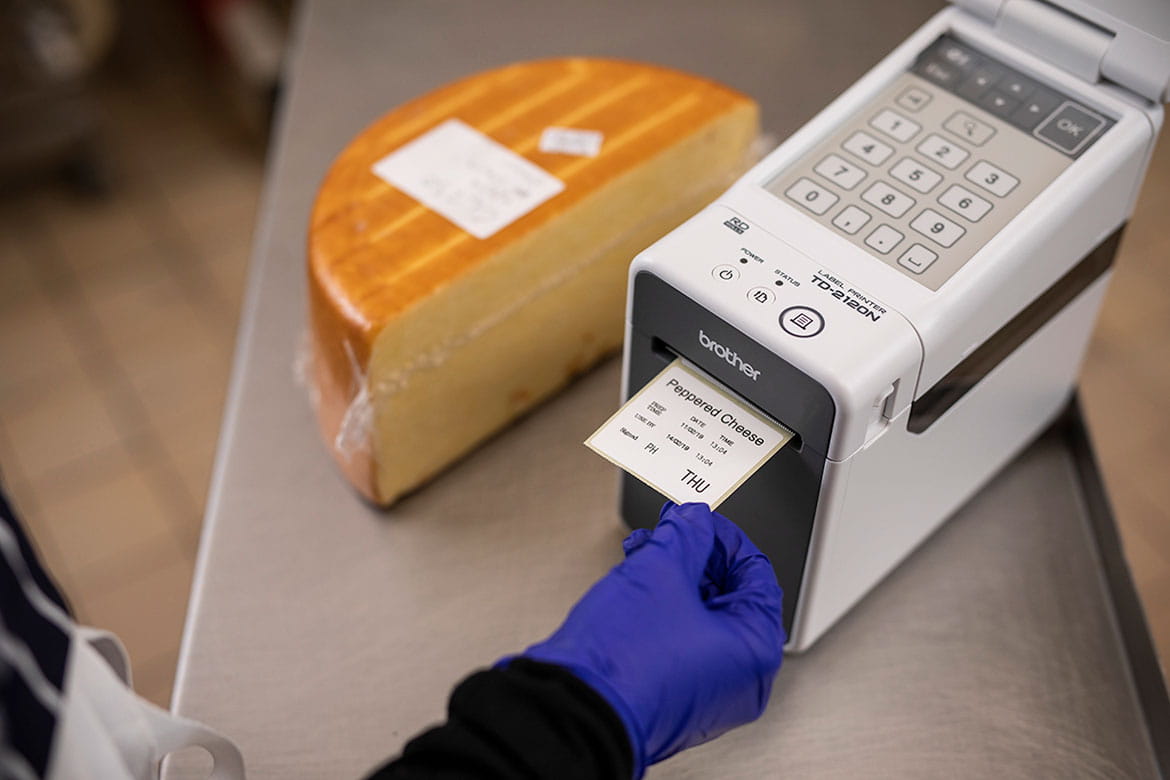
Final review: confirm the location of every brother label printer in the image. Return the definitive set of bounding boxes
[620,0,1170,651]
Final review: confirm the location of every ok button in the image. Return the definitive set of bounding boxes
[780,306,825,338]
[712,264,740,281]
[1036,102,1105,155]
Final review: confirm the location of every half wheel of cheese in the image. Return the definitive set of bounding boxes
[308,57,759,505]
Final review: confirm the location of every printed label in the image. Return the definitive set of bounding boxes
[586,359,793,509]
[371,118,565,239]
[539,126,604,157]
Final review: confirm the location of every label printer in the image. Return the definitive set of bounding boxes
[620,0,1170,651]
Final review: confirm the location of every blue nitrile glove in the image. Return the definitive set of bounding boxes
[516,502,785,777]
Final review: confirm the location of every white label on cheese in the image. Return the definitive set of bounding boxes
[586,359,794,509]
[539,126,604,157]
[371,118,565,239]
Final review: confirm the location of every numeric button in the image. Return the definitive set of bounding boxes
[938,184,991,222]
[785,177,838,215]
[814,154,866,190]
[870,109,920,143]
[843,131,894,166]
[832,205,871,235]
[916,133,969,170]
[890,158,942,194]
[862,181,915,218]
[911,209,966,248]
[865,224,904,255]
[965,161,1019,197]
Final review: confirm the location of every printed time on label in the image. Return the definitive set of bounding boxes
[585,359,794,509]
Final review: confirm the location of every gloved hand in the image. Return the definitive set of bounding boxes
[515,502,785,777]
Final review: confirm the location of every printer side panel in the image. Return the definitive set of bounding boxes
[789,270,1113,650]
[906,101,1155,394]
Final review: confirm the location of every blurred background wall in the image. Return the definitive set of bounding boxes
[0,0,1166,709]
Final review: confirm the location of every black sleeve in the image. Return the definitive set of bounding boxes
[365,658,633,780]
[0,482,71,617]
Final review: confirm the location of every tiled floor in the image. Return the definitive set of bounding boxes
[1,62,1168,713]
[0,65,260,706]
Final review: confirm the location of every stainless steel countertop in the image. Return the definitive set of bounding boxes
[170,2,1166,777]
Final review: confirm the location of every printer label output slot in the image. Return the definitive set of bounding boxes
[649,336,678,364]
[646,337,803,453]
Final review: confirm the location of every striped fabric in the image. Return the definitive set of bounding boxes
[0,481,245,780]
[0,484,73,780]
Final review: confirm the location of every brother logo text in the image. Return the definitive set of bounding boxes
[699,330,761,380]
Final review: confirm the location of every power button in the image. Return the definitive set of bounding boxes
[712,264,740,282]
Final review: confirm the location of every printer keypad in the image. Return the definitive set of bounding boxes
[767,33,1107,290]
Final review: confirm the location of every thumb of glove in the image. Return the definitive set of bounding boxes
[622,527,653,557]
